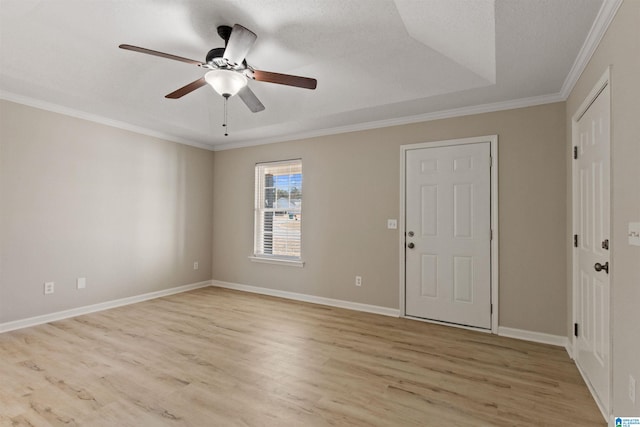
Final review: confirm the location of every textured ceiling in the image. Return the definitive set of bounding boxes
[0,0,604,150]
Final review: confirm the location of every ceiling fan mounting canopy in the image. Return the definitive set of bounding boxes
[217,25,233,43]
[119,23,317,114]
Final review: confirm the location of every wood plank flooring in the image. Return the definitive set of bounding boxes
[0,287,604,426]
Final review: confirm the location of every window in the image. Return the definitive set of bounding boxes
[252,159,303,266]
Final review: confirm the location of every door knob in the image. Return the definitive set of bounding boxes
[407,242,415,249]
[594,261,609,274]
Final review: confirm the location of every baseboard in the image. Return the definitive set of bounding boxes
[575,359,610,423]
[565,340,574,360]
[0,280,212,333]
[498,326,569,348]
[211,282,572,347]
[211,280,400,318]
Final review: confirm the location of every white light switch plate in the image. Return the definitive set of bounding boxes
[629,222,640,246]
[77,277,86,289]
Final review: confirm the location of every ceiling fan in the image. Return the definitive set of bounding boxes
[119,24,317,116]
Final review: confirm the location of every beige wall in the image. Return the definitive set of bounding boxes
[213,102,568,336]
[0,2,635,412]
[566,0,640,416]
[0,100,215,323]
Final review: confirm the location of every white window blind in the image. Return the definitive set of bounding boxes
[254,160,302,260]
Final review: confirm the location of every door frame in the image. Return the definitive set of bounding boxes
[570,66,611,421]
[399,135,499,333]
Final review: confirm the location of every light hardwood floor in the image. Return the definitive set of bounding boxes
[0,287,604,426]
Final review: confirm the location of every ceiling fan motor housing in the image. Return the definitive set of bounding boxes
[206,47,226,67]
[205,25,233,68]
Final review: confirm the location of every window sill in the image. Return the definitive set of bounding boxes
[249,256,305,268]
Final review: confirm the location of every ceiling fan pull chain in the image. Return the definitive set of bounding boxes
[223,95,229,136]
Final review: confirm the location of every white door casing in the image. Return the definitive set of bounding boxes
[572,71,611,418]
[401,137,497,330]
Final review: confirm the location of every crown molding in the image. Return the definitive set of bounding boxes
[0,91,215,151]
[560,0,623,99]
[0,87,565,153]
[215,0,622,152]
[2,0,619,153]
[212,92,565,151]
[0,89,570,154]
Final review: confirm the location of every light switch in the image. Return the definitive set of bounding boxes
[629,222,640,246]
[387,219,398,229]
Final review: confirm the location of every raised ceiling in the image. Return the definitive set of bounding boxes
[0,0,606,150]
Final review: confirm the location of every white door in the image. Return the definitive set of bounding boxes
[405,142,492,329]
[575,83,610,413]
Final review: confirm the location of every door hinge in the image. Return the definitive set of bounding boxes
[490,303,493,314]
[573,146,578,159]
[574,234,578,248]
[489,155,493,168]
[490,229,493,240]
[574,323,579,337]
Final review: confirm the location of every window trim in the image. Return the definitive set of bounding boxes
[252,159,304,266]
[248,255,305,267]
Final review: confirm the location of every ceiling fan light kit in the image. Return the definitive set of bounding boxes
[119,24,317,136]
[205,69,247,97]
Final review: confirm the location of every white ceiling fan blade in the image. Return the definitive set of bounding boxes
[223,24,257,67]
[238,86,265,113]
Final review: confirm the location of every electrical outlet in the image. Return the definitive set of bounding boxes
[193,262,199,270]
[629,222,640,246]
[630,375,636,403]
[77,277,86,289]
[44,282,55,295]
[387,219,398,229]
[355,276,362,287]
